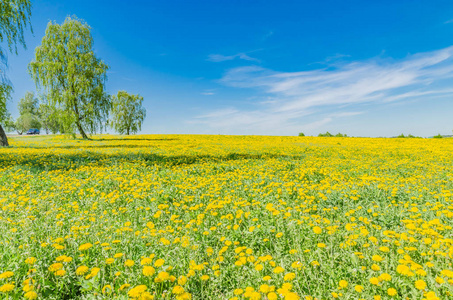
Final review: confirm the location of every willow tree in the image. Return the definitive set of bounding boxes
[0,0,32,146]
[29,16,109,139]
[110,91,146,135]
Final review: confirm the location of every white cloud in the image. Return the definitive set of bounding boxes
[207,53,260,63]
[262,30,274,41]
[194,46,453,135]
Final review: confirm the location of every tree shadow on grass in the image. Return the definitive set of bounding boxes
[92,138,180,142]
[0,150,304,173]
[15,137,180,149]
[20,144,160,150]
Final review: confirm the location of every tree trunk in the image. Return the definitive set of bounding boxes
[76,120,89,139]
[0,124,9,147]
[127,128,130,135]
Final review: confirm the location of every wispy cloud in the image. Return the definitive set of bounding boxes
[207,53,260,63]
[194,46,453,135]
[262,30,274,41]
[445,19,453,24]
[201,89,216,96]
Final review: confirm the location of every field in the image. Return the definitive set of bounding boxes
[0,135,453,300]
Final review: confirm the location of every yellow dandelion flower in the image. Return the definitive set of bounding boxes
[76,266,89,275]
[415,279,426,290]
[387,288,397,296]
[0,272,14,279]
[154,258,165,267]
[24,291,38,299]
[143,266,156,276]
[78,243,93,251]
[0,283,15,293]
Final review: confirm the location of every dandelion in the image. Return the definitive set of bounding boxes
[48,263,63,272]
[268,292,278,300]
[372,255,383,262]
[339,280,348,288]
[284,273,296,281]
[415,279,426,290]
[106,258,115,264]
[55,269,66,276]
[178,275,188,285]
[125,259,135,267]
[172,285,185,295]
[25,257,36,265]
[24,291,38,299]
[143,266,156,276]
[102,285,113,294]
[0,272,14,279]
[379,273,391,281]
[0,283,14,293]
[76,266,89,275]
[128,285,147,298]
[154,258,165,267]
[313,226,322,234]
[354,285,363,293]
[78,243,93,251]
[201,275,209,281]
[234,289,243,295]
[387,288,397,296]
[141,257,153,265]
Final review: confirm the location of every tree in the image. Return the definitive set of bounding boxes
[0,0,32,146]
[15,113,41,134]
[318,131,333,137]
[3,112,16,132]
[29,16,109,139]
[14,91,41,134]
[0,84,13,145]
[38,102,66,134]
[18,91,39,115]
[110,91,146,135]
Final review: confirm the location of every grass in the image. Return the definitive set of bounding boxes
[0,134,452,300]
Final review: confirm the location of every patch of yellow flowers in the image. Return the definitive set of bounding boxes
[0,134,452,299]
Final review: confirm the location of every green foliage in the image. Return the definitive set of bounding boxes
[433,134,443,138]
[12,91,42,134]
[0,0,32,146]
[3,112,16,132]
[0,0,32,56]
[335,133,347,137]
[38,102,66,134]
[15,113,41,134]
[298,132,305,136]
[396,133,420,138]
[29,16,110,139]
[0,83,13,121]
[318,132,348,137]
[318,131,333,137]
[110,90,146,135]
[18,91,39,115]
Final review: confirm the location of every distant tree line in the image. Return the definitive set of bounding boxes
[1,6,146,146]
[395,133,421,138]
[299,132,349,137]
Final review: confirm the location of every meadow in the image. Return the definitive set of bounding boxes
[0,135,452,300]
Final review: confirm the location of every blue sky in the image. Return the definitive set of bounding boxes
[4,0,453,136]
